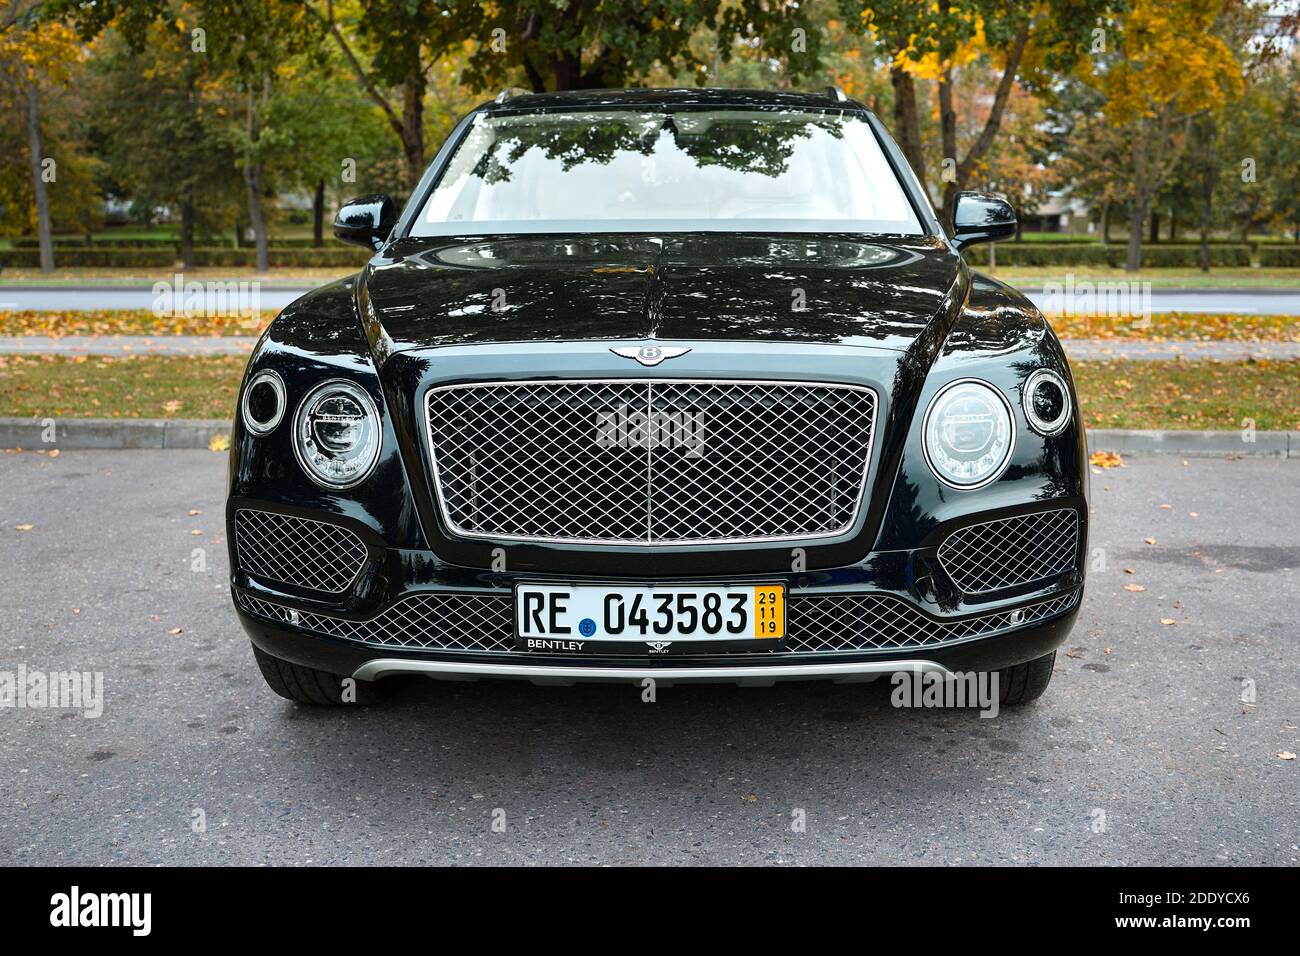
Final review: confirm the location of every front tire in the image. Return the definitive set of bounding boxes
[997,651,1056,706]
[252,644,383,705]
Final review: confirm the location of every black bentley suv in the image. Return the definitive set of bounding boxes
[227,87,1087,706]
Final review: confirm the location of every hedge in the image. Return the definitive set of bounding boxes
[0,246,368,268]
[10,235,349,250]
[1258,245,1300,267]
[963,243,1255,268]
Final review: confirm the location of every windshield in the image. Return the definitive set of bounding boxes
[411,108,924,237]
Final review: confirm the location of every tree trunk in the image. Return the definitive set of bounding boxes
[889,65,927,198]
[245,165,268,271]
[312,178,325,247]
[243,85,269,273]
[940,19,1031,222]
[1126,192,1149,273]
[401,73,425,192]
[937,66,958,229]
[1149,211,1159,244]
[180,192,195,270]
[1100,202,1110,244]
[24,82,54,273]
[1198,157,1214,271]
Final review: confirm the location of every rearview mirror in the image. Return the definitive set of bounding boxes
[952,192,1016,249]
[333,194,398,250]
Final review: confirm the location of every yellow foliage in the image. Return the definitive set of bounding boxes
[0,17,84,87]
[1088,0,1242,124]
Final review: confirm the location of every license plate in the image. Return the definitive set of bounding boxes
[515,584,785,654]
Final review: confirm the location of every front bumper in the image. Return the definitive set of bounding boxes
[231,507,1085,684]
[237,594,1080,684]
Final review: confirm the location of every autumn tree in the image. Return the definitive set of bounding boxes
[1088,0,1242,271]
[85,8,236,267]
[842,0,1109,223]
[0,0,85,270]
[303,0,448,191]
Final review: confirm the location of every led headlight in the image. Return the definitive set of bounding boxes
[293,380,381,489]
[922,379,1015,489]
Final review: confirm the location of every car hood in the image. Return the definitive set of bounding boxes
[359,233,966,357]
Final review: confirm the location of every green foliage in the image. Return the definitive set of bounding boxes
[452,1,824,93]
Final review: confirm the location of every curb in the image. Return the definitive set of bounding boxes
[1086,429,1295,458]
[0,417,229,450]
[2,417,1297,457]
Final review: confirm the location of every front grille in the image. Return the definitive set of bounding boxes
[424,380,877,544]
[937,509,1080,595]
[238,589,1077,656]
[234,509,368,593]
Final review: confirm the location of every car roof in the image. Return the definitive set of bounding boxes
[477,87,867,114]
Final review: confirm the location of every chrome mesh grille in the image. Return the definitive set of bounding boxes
[783,591,1077,653]
[424,380,876,544]
[239,592,513,652]
[238,589,1076,656]
[234,509,367,593]
[938,509,1080,595]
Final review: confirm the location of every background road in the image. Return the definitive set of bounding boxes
[2,283,1300,315]
[1,451,1297,865]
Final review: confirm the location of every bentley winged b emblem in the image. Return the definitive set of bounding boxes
[610,344,692,367]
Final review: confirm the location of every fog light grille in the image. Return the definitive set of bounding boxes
[234,509,367,593]
[938,509,1080,595]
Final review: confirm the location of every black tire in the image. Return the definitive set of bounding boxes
[252,644,383,705]
[997,651,1056,706]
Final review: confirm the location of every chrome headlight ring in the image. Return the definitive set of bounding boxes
[240,369,286,436]
[1022,368,1072,437]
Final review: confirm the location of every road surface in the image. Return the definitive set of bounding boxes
[1,451,1297,865]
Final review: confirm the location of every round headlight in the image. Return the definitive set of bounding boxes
[293,380,381,488]
[241,369,285,436]
[1022,368,1071,436]
[922,379,1015,489]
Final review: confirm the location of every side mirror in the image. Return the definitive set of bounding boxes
[333,194,398,250]
[952,192,1016,249]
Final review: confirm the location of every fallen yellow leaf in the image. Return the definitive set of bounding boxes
[1278,752,1296,761]
[208,433,230,452]
[1090,450,1124,469]
[1160,618,1176,626]
[1124,584,1146,592]
[14,524,33,531]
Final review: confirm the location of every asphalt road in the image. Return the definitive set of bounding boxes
[1,451,1297,865]
[1,283,1300,315]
